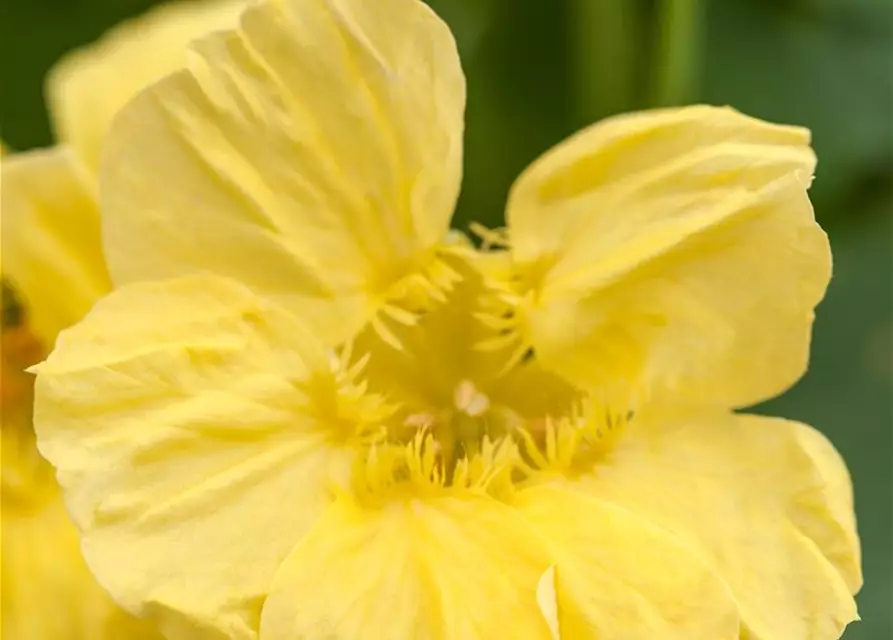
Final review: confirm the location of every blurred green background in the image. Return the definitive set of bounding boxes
[1,0,890,636]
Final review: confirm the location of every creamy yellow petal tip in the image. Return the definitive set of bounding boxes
[536,565,561,640]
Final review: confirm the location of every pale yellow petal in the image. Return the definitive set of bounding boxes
[536,566,561,640]
[515,484,740,639]
[258,493,556,639]
[2,495,161,639]
[46,0,244,172]
[100,0,465,345]
[0,146,111,346]
[503,105,830,407]
[2,409,56,506]
[573,408,860,639]
[33,274,357,640]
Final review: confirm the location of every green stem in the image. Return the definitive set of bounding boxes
[570,0,639,125]
[652,0,704,106]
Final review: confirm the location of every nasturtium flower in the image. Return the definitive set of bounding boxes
[1,1,241,637]
[0,149,156,638]
[32,0,860,638]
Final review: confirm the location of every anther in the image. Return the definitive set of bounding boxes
[453,380,490,417]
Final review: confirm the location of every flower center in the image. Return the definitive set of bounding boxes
[339,254,584,495]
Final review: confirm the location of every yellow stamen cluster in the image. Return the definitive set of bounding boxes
[322,249,639,500]
[373,249,464,349]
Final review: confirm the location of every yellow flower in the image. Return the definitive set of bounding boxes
[47,0,246,174]
[32,0,860,638]
[1,1,242,637]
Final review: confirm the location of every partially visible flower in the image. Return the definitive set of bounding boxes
[32,0,861,638]
[1,1,242,637]
[0,148,155,639]
[47,0,245,174]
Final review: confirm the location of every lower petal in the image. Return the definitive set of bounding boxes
[259,493,557,640]
[515,485,740,639]
[573,408,860,640]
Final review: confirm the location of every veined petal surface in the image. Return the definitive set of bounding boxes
[33,275,356,640]
[259,493,556,639]
[0,147,111,346]
[515,485,739,639]
[259,486,739,640]
[570,408,861,640]
[100,0,466,345]
[46,0,244,172]
[503,105,830,406]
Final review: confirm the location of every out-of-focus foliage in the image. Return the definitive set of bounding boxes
[704,0,893,213]
[1,0,890,637]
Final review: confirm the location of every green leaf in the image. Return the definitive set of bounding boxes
[701,0,893,219]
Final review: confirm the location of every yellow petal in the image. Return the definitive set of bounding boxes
[2,495,161,639]
[504,105,830,407]
[33,274,357,640]
[0,146,111,347]
[573,408,860,639]
[536,566,561,640]
[515,484,740,639]
[100,0,465,345]
[258,493,556,639]
[46,0,244,173]
[2,410,56,505]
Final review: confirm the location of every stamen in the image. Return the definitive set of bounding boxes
[381,303,419,326]
[453,380,490,418]
[469,222,510,251]
[382,253,462,314]
[403,413,436,429]
[475,331,522,353]
[338,339,355,371]
[371,253,465,351]
[473,311,518,331]
[297,351,396,443]
[346,352,372,380]
[370,313,403,350]
[498,342,537,376]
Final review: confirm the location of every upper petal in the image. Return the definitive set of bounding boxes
[571,407,861,640]
[100,0,466,346]
[0,147,111,346]
[258,492,558,640]
[45,0,244,172]
[515,484,740,639]
[33,274,358,640]
[501,105,830,407]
